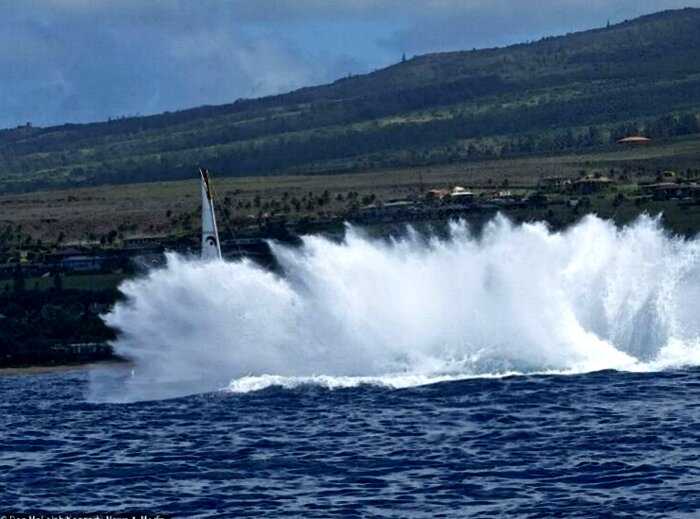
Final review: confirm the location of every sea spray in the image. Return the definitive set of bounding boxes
[89,214,700,402]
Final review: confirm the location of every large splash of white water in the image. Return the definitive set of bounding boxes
[90,215,700,402]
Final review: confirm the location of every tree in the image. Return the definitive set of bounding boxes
[52,271,63,292]
[12,267,25,293]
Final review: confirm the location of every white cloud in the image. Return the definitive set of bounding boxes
[0,0,698,128]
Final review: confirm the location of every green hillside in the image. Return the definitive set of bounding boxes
[2,7,700,193]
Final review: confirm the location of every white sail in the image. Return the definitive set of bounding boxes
[199,167,222,261]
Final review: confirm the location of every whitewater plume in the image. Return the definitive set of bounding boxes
[89,215,700,402]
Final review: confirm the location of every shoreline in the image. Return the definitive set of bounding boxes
[0,356,131,376]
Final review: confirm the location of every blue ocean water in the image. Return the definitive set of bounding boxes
[6,216,700,516]
[2,366,700,518]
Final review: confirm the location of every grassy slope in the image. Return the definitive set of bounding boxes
[2,133,699,243]
[1,8,700,193]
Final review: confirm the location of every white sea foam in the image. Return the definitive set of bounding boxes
[89,214,700,402]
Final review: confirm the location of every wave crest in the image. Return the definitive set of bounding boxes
[90,215,700,401]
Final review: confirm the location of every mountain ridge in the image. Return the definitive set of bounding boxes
[5,7,699,134]
[1,7,700,193]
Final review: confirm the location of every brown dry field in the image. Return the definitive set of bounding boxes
[1,136,699,243]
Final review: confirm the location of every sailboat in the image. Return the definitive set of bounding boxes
[199,167,222,261]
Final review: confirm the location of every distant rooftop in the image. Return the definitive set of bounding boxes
[617,136,651,144]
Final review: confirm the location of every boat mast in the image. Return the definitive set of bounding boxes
[199,167,222,261]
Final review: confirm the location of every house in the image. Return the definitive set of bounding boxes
[360,199,415,210]
[658,171,678,181]
[640,182,700,201]
[60,255,108,272]
[572,176,615,194]
[617,136,651,145]
[122,234,169,249]
[449,187,475,205]
[538,177,572,191]
[359,200,416,219]
[524,192,548,207]
[426,189,451,201]
[46,247,86,268]
[487,190,521,207]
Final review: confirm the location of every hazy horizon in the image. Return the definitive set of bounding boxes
[3,0,700,130]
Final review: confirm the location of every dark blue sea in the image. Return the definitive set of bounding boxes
[2,366,700,518]
[6,216,700,517]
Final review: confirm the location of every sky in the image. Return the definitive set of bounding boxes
[1,0,699,129]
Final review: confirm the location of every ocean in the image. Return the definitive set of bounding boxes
[3,215,700,517]
[2,368,700,517]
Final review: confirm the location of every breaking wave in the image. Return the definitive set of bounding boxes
[89,215,700,402]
